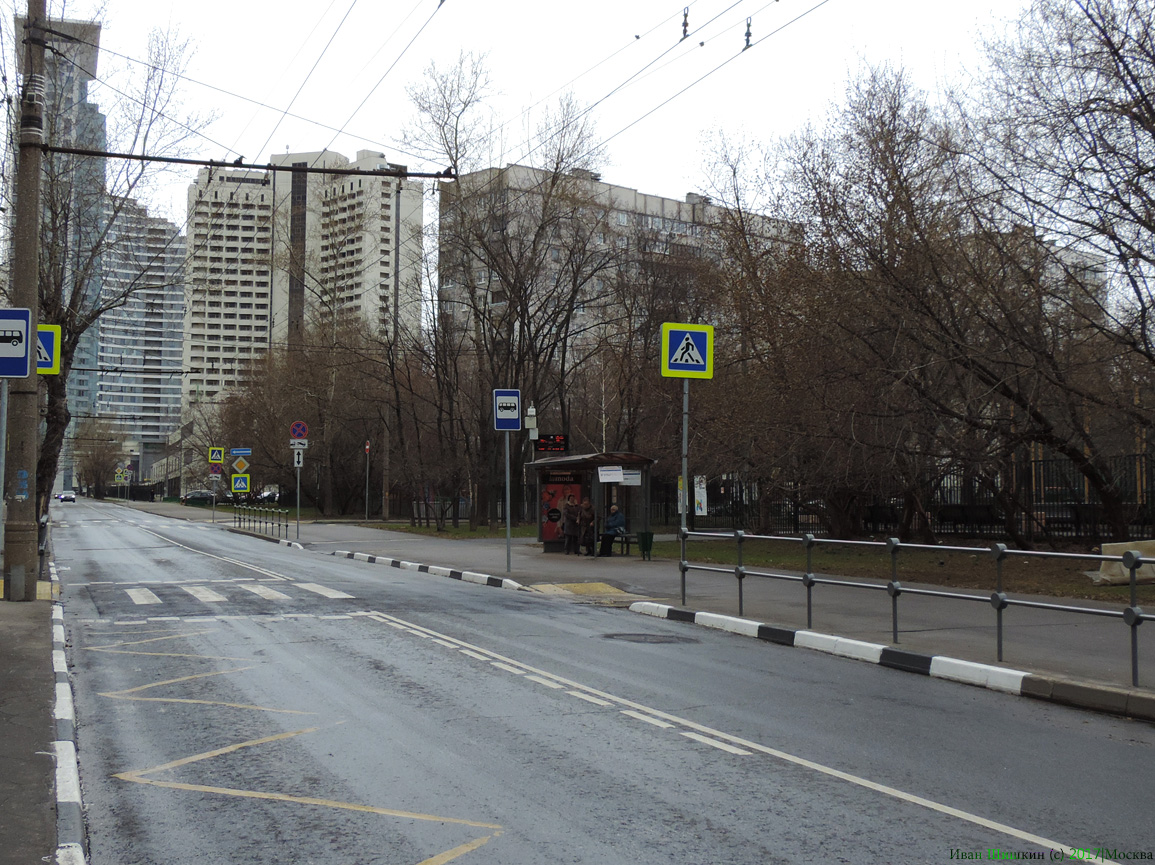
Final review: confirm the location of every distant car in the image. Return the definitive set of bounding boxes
[181,489,215,506]
[59,490,76,502]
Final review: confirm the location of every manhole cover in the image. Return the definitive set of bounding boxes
[602,633,699,644]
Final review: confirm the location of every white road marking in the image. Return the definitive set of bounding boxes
[181,585,227,603]
[622,710,675,729]
[491,662,525,675]
[524,674,566,689]
[567,691,613,707]
[680,731,752,755]
[126,588,162,605]
[236,583,292,601]
[294,582,354,599]
[367,611,1107,861]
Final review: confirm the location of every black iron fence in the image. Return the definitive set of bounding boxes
[233,505,290,540]
[678,529,1152,688]
[649,453,1155,543]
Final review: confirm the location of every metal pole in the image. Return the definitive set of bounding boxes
[296,466,301,540]
[680,379,689,605]
[365,442,370,521]
[505,429,512,574]
[3,3,45,602]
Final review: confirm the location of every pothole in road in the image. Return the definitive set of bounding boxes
[601,633,699,644]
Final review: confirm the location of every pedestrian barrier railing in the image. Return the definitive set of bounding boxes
[679,530,1152,687]
[233,505,290,540]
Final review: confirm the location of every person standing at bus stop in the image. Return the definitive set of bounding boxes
[562,495,581,554]
[579,498,596,556]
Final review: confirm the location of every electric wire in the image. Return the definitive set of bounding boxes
[251,0,359,166]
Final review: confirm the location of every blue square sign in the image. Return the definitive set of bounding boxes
[0,309,32,378]
[493,389,521,431]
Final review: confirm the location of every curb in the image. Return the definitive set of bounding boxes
[630,602,1155,723]
[330,551,525,591]
[48,560,88,864]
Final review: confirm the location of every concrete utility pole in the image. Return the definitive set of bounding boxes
[3,0,46,602]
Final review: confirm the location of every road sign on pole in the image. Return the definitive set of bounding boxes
[0,308,32,378]
[661,323,714,379]
[208,446,224,464]
[231,474,250,494]
[36,325,61,374]
[493,389,521,431]
[293,450,303,469]
[290,420,309,439]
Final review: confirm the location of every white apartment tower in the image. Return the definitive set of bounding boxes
[182,150,423,409]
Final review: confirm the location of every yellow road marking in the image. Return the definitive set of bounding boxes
[88,630,248,661]
[117,727,504,831]
[99,667,315,715]
[417,832,500,865]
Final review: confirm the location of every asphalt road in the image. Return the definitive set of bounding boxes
[57,500,1155,864]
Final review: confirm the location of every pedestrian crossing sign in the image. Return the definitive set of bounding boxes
[208,447,224,464]
[231,474,250,493]
[661,323,714,379]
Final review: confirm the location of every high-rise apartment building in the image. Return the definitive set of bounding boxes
[182,150,423,410]
[96,197,186,480]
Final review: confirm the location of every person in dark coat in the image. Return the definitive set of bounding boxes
[598,504,626,556]
[579,498,596,556]
[561,495,580,554]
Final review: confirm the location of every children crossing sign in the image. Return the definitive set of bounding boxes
[661,323,714,379]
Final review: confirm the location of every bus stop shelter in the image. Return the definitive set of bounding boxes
[531,452,655,553]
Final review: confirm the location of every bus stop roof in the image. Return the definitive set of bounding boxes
[531,452,656,471]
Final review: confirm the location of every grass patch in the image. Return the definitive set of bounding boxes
[651,538,1154,606]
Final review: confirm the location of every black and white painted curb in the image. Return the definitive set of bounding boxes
[331,551,525,591]
[630,602,1155,723]
[49,560,87,865]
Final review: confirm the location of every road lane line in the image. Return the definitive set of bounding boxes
[490,662,524,675]
[567,691,613,707]
[680,731,752,755]
[621,710,675,729]
[524,674,565,689]
[369,611,1110,862]
[126,588,162,605]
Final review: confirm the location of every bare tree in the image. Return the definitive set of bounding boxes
[3,17,211,514]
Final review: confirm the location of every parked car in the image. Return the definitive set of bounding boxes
[181,489,216,506]
[58,490,76,502]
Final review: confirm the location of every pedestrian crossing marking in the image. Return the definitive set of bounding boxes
[237,583,293,601]
[126,588,162,605]
[295,582,355,599]
[181,585,228,603]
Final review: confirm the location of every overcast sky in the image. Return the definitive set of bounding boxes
[11,0,1029,221]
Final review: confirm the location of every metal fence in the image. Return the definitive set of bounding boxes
[677,529,1152,688]
[649,453,1155,543]
[233,505,291,540]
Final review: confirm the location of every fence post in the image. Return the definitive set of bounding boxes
[735,530,745,617]
[1122,550,1145,688]
[886,537,902,644]
[679,527,688,606]
[990,543,1009,662]
[803,534,816,630]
